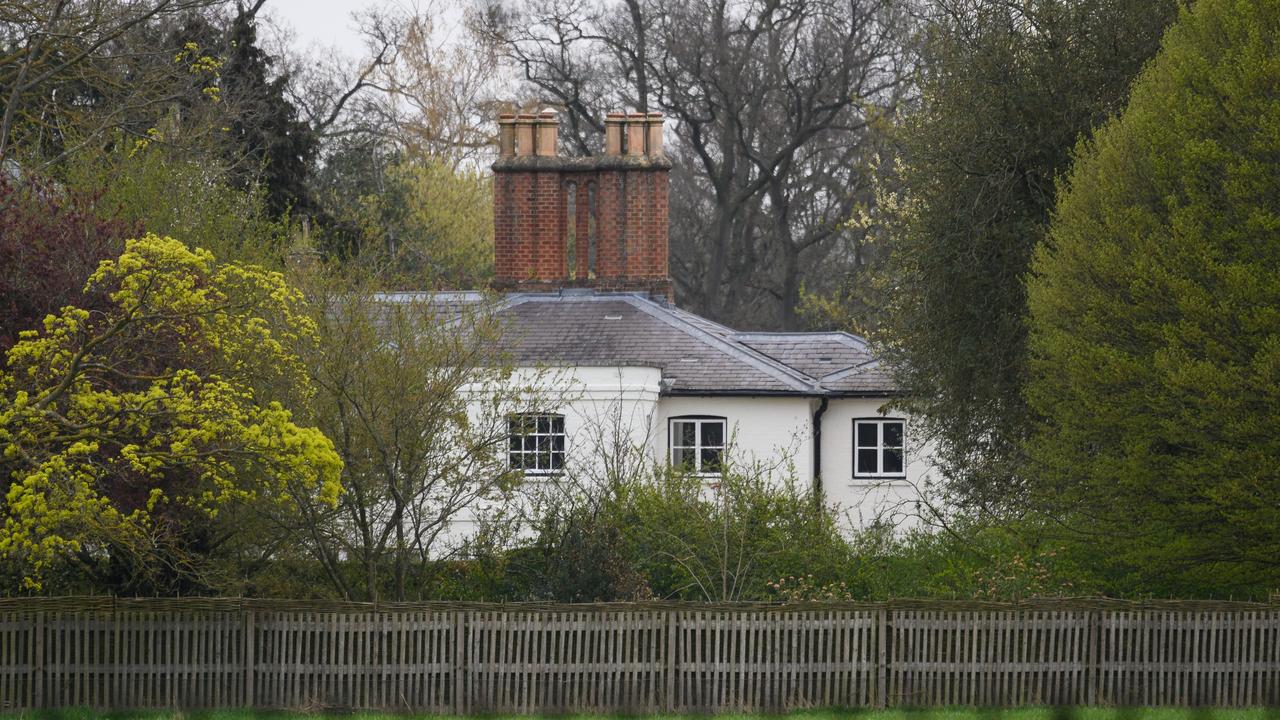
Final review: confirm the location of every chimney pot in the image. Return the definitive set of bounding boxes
[497,113,517,157]
[605,112,625,156]
[515,113,537,156]
[535,111,558,156]
[625,112,646,157]
[646,112,664,156]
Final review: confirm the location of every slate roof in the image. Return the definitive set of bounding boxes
[380,289,898,396]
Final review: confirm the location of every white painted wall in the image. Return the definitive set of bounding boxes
[448,365,933,548]
[820,398,931,528]
[650,395,814,480]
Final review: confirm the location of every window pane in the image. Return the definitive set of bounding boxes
[509,435,522,451]
[701,448,722,472]
[883,448,904,474]
[537,436,550,454]
[551,416,565,433]
[672,447,695,469]
[510,452,524,470]
[884,422,904,448]
[537,416,550,433]
[856,422,877,448]
[552,435,565,451]
[550,451,565,470]
[701,421,725,447]
[857,448,878,475]
[523,435,538,453]
[675,421,696,446]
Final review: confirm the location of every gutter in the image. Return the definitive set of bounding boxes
[659,388,900,398]
[812,396,829,506]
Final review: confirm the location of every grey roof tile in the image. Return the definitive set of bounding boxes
[377,290,899,396]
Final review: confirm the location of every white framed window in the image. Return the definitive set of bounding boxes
[669,416,726,475]
[509,414,566,475]
[853,419,905,478]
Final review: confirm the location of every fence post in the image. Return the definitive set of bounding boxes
[1088,609,1100,706]
[665,609,677,712]
[243,607,255,708]
[876,607,888,708]
[32,611,44,709]
[454,610,465,715]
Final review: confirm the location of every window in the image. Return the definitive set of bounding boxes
[854,419,905,478]
[669,416,726,475]
[509,414,566,475]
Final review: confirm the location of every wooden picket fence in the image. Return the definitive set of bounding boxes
[0,597,1278,712]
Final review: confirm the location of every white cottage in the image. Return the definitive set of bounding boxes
[416,111,931,528]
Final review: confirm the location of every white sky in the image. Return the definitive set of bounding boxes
[262,0,394,61]
[262,0,473,62]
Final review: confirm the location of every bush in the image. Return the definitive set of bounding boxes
[522,466,858,602]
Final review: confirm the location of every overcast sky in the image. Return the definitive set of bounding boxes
[263,0,392,60]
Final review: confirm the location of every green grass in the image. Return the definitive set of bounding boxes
[2,709,1275,720]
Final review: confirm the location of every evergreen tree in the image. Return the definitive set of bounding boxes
[879,0,1178,509]
[1026,0,1280,596]
[218,9,317,217]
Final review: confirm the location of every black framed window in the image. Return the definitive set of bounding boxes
[669,416,727,475]
[509,414,566,475]
[853,419,905,478]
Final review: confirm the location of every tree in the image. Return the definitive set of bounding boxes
[1025,0,1280,597]
[373,6,501,169]
[0,0,230,164]
[188,6,319,217]
[0,235,341,591]
[477,0,911,329]
[290,277,551,601]
[873,0,1179,510]
[347,158,494,288]
[0,174,136,351]
[299,2,497,263]
[64,141,291,266]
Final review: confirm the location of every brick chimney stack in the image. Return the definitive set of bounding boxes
[492,109,672,299]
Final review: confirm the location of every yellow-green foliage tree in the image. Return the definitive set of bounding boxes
[0,235,341,592]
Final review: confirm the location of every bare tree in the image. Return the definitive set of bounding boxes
[476,0,912,328]
[290,276,556,602]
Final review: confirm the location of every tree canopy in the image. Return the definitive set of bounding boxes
[0,235,341,591]
[1026,0,1280,595]
[874,0,1179,510]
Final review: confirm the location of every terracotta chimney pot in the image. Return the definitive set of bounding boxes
[515,113,537,156]
[497,113,517,157]
[535,111,558,157]
[605,112,625,156]
[625,112,646,156]
[646,112,664,156]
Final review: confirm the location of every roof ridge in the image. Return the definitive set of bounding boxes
[665,305,740,336]
[732,329,871,350]
[619,296,820,392]
[819,357,882,383]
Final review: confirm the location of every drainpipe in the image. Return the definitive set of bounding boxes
[812,396,829,506]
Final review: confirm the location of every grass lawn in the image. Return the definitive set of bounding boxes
[2,709,1275,720]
